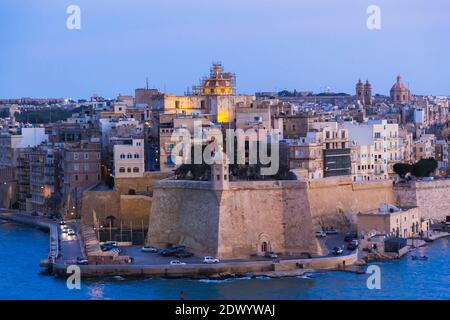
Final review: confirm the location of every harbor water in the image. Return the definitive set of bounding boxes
[1,221,449,300]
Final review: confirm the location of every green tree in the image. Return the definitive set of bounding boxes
[411,158,438,177]
[393,163,412,178]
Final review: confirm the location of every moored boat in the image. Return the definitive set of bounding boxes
[411,255,428,260]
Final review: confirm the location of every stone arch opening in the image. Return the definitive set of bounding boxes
[258,233,271,255]
[261,241,268,252]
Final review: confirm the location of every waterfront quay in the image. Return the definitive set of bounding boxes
[0,210,360,279]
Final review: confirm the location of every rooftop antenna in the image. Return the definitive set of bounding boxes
[146,77,149,90]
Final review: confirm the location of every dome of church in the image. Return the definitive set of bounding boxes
[391,75,408,91]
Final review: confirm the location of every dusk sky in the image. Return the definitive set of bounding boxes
[1,0,449,99]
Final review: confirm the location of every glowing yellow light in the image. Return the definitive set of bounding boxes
[217,111,230,123]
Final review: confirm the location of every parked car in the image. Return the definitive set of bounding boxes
[103,241,118,247]
[351,239,359,246]
[141,246,159,253]
[332,247,343,255]
[315,231,327,238]
[347,243,358,251]
[203,256,220,264]
[62,226,69,233]
[67,229,76,236]
[100,243,117,252]
[160,248,180,257]
[264,251,278,259]
[109,248,121,255]
[325,229,338,235]
[175,251,194,259]
[76,257,88,265]
[168,244,186,250]
[299,252,312,259]
[344,232,358,242]
[170,260,186,265]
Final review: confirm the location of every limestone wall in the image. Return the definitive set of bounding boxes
[308,176,395,230]
[119,195,152,225]
[218,181,320,259]
[148,179,321,259]
[147,180,221,256]
[81,190,120,225]
[114,171,173,195]
[81,191,154,227]
[395,179,450,221]
[81,171,172,227]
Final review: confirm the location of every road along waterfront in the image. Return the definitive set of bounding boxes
[2,218,450,299]
[0,211,359,279]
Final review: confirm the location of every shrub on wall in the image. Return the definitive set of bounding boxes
[394,158,438,178]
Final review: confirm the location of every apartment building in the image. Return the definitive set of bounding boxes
[413,134,436,162]
[312,122,352,178]
[63,139,101,217]
[280,132,324,180]
[0,127,48,170]
[113,138,145,178]
[435,140,448,175]
[345,119,401,181]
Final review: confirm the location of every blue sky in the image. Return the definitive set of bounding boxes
[0,0,449,99]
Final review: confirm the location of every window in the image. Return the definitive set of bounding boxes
[85,175,89,181]
[74,153,79,160]
[75,175,78,181]
[74,164,79,172]
[133,167,139,173]
[134,153,140,159]
[97,153,101,159]
[127,168,132,173]
[84,164,89,171]
[127,153,132,159]
[84,153,89,160]
[120,154,125,159]
[119,167,125,173]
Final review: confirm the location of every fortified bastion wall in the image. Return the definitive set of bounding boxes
[147,179,321,259]
[307,176,396,230]
[394,179,450,221]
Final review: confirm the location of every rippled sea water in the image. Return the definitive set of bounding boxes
[1,221,449,300]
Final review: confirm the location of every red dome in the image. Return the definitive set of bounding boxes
[391,75,408,91]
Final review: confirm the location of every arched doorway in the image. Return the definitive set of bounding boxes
[261,241,268,253]
[258,233,271,255]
